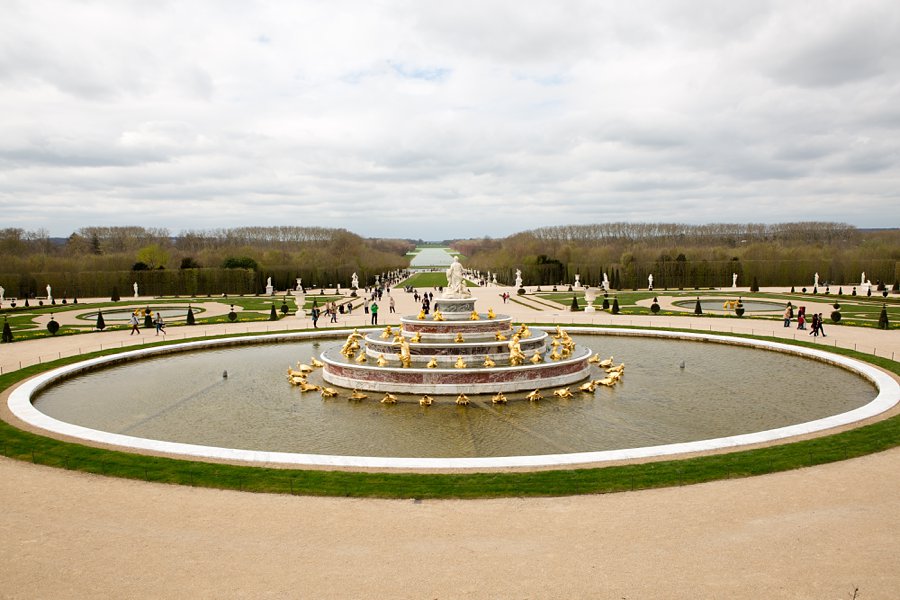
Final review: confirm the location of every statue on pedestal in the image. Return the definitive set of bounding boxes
[443,256,470,299]
[46,284,52,301]
[814,272,819,288]
[351,273,359,289]
[648,274,653,290]
[732,273,738,288]
[133,282,139,298]
[514,269,523,289]
[602,273,609,291]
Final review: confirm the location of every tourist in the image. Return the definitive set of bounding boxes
[330,301,338,323]
[364,298,369,314]
[797,307,806,330]
[818,313,826,337]
[311,306,320,328]
[370,301,379,325]
[154,313,166,336]
[809,313,819,336]
[783,304,792,327]
[129,312,141,335]
[389,296,395,313]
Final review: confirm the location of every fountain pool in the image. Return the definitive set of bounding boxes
[13,328,897,469]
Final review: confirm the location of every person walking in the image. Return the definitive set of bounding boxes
[389,296,395,314]
[129,312,141,335]
[364,298,369,314]
[154,313,166,336]
[370,301,379,325]
[311,306,320,328]
[330,301,338,323]
[818,313,826,337]
[783,304,792,327]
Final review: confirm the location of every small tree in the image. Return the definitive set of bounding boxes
[878,304,890,329]
[611,298,620,314]
[96,310,106,331]
[47,317,60,335]
[750,277,759,292]
[650,297,660,314]
[1,318,13,343]
[570,295,580,312]
[269,304,278,320]
[186,306,196,325]
[831,302,842,323]
[111,286,120,302]
[694,298,703,315]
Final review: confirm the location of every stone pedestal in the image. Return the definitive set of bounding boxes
[265,285,274,296]
[293,291,305,317]
[432,296,477,320]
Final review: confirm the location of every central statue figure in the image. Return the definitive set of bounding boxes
[444,256,471,299]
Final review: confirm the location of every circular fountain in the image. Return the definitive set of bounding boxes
[320,260,592,394]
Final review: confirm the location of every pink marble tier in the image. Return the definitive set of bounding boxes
[400,315,512,336]
[363,331,548,363]
[321,347,593,394]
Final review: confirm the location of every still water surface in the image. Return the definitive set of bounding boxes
[33,335,874,458]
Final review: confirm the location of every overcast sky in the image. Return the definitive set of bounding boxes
[1,0,899,239]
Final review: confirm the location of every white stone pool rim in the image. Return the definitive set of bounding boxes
[8,328,899,470]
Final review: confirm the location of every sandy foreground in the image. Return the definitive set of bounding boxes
[1,450,898,599]
[1,288,898,598]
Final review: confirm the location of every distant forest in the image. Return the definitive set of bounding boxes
[0,222,897,298]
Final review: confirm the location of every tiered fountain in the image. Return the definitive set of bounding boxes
[320,258,593,395]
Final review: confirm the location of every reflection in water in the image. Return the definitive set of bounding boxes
[33,335,875,458]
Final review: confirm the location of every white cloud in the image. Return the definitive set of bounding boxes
[0,0,898,238]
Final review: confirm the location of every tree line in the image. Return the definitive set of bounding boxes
[455,222,898,289]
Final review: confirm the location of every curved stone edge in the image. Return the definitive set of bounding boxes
[7,327,900,470]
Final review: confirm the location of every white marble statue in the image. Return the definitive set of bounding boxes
[444,256,471,298]
[861,272,866,285]
[0,285,4,302]
[514,269,523,289]
[265,276,274,295]
[574,274,581,288]
[295,278,302,291]
[133,282,139,298]
[351,273,359,289]
[492,273,498,285]
[602,273,609,291]
[648,274,653,289]
[46,284,52,301]
[732,273,738,288]
[814,272,819,288]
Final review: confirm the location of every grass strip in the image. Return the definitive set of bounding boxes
[1,329,898,499]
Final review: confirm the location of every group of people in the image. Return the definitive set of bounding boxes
[128,310,166,336]
[784,305,827,337]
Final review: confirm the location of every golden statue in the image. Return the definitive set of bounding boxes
[310,357,324,368]
[553,325,563,339]
[433,309,445,321]
[549,348,562,361]
[298,381,320,393]
[419,395,433,406]
[470,310,480,320]
[410,331,422,343]
[598,356,614,368]
[530,351,543,364]
[455,394,469,406]
[417,309,426,320]
[380,325,393,339]
[482,356,496,368]
[376,354,388,367]
[491,392,508,404]
[426,357,438,368]
[553,387,573,398]
[495,331,507,341]
[487,308,496,319]
[355,353,367,363]
[508,334,526,366]
[454,332,465,343]
[579,381,596,393]
[399,338,412,368]
[349,389,368,400]
[454,356,467,369]
[320,387,338,398]
[525,389,543,402]
[381,393,398,404]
